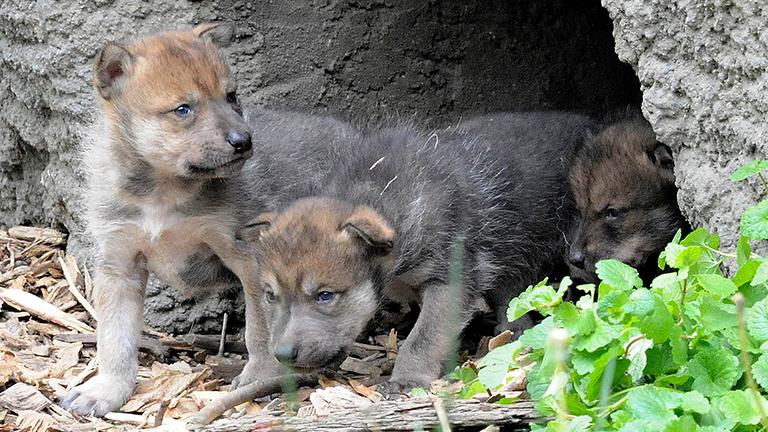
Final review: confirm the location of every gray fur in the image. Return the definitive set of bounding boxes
[177,247,239,289]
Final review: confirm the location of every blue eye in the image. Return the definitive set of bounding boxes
[316,291,336,304]
[174,104,192,117]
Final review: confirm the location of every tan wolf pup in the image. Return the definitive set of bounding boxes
[62,24,268,416]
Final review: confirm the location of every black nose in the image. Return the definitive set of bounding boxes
[569,250,586,269]
[227,131,252,154]
[273,343,298,363]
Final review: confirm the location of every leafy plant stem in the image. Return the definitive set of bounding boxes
[597,396,627,418]
[733,292,768,430]
[758,172,768,194]
[677,278,688,326]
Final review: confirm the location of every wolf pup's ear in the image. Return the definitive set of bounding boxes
[93,43,133,100]
[342,206,395,256]
[236,212,275,242]
[192,22,234,47]
[648,143,675,183]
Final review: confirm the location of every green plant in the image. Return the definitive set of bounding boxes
[732,160,768,240]
[451,161,768,431]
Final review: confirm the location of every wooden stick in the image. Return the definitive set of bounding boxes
[217,313,228,357]
[187,373,319,426]
[0,288,93,333]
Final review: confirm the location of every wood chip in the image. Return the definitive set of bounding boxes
[0,383,51,412]
[348,378,382,402]
[488,330,513,351]
[386,328,398,360]
[308,385,372,416]
[7,227,66,246]
[0,288,93,333]
[58,256,97,320]
[339,356,380,376]
[15,410,56,432]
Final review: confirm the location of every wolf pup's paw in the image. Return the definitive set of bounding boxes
[61,375,134,417]
[231,359,281,390]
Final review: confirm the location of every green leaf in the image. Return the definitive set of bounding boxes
[554,302,595,336]
[681,227,720,249]
[699,297,737,331]
[596,290,629,324]
[506,279,563,321]
[596,259,643,291]
[747,298,768,343]
[730,160,768,182]
[477,341,523,389]
[639,296,675,343]
[624,288,656,317]
[687,346,742,396]
[741,200,768,240]
[695,274,738,299]
[624,386,680,425]
[572,318,622,352]
[751,354,768,390]
[626,337,653,383]
[680,390,710,414]
[716,390,763,425]
[670,333,689,366]
[752,259,768,286]
[737,235,752,266]
[571,349,604,375]
[665,415,698,432]
[519,316,555,350]
[733,259,761,286]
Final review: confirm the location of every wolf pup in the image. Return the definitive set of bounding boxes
[236,121,589,393]
[62,24,265,416]
[567,117,687,283]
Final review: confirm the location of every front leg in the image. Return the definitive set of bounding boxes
[387,282,472,393]
[231,284,282,388]
[62,252,148,416]
[205,232,281,387]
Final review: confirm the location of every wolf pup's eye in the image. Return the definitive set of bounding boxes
[265,290,277,303]
[226,91,237,104]
[174,104,192,117]
[316,291,336,304]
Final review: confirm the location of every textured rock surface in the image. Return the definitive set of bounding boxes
[0,0,641,333]
[603,0,768,254]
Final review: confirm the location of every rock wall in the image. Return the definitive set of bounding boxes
[603,0,768,254]
[0,0,641,333]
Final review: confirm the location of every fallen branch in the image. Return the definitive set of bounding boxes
[197,398,540,431]
[176,334,247,354]
[187,373,319,426]
[53,333,170,358]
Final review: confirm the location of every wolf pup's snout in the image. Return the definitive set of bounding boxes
[227,130,252,153]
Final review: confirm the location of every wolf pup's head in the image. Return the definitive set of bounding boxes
[93,23,251,180]
[567,119,686,283]
[237,198,394,370]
